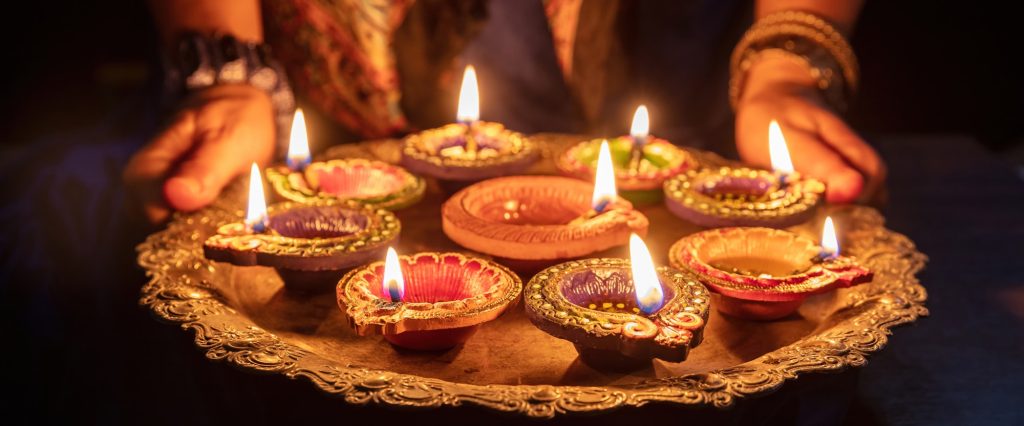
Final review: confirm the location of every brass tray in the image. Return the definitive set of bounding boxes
[137,134,928,418]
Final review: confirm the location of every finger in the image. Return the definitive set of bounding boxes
[163,127,257,211]
[122,111,198,223]
[813,111,888,198]
[782,126,865,204]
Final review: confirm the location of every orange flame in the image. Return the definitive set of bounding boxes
[245,163,268,232]
[591,140,618,212]
[768,120,794,175]
[821,216,840,259]
[382,247,405,302]
[457,65,480,123]
[630,233,665,315]
[287,108,311,170]
[630,105,649,141]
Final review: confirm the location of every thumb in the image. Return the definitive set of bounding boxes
[163,130,260,211]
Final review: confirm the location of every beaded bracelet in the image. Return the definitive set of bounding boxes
[730,10,859,112]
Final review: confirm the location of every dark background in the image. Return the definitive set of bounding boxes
[1,1,1021,425]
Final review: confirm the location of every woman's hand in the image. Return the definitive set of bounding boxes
[735,57,885,204]
[123,84,276,223]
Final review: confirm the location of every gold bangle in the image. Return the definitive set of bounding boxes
[730,10,859,112]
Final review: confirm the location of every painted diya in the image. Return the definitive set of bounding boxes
[525,237,710,370]
[337,250,522,351]
[266,158,425,210]
[441,175,649,275]
[669,222,871,321]
[400,66,539,188]
[663,120,824,228]
[557,106,697,204]
[203,165,401,291]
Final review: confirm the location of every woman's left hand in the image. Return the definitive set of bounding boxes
[734,57,886,204]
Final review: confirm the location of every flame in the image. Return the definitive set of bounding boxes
[630,105,649,141]
[630,234,665,315]
[456,65,480,123]
[768,120,794,175]
[245,163,268,232]
[821,216,840,259]
[287,108,311,170]
[381,247,405,302]
[591,140,618,212]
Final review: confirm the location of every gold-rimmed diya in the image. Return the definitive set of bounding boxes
[203,164,400,291]
[669,218,872,320]
[663,120,825,228]
[442,141,649,275]
[400,66,539,191]
[558,105,697,205]
[337,249,522,351]
[525,235,710,371]
[266,109,425,210]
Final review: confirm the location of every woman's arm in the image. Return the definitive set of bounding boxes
[735,0,885,204]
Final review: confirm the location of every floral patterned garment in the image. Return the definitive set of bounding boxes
[264,0,584,139]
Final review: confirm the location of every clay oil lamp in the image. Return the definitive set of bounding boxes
[525,234,711,371]
[663,120,825,228]
[668,217,872,320]
[442,141,649,275]
[266,109,425,210]
[336,248,522,351]
[203,163,401,291]
[400,65,539,192]
[557,105,697,204]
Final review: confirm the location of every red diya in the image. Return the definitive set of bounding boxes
[668,218,872,320]
[203,164,401,291]
[442,143,648,275]
[663,120,825,228]
[525,235,711,371]
[557,105,697,205]
[266,109,425,210]
[337,250,522,351]
[400,66,539,190]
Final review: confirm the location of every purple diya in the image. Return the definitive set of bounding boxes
[663,167,825,228]
[400,121,539,183]
[337,252,522,351]
[266,158,425,210]
[669,226,872,320]
[525,258,711,370]
[441,176,649,275]
[203,200,400,291]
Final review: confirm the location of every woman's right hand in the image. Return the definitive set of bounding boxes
[123,83,277,224]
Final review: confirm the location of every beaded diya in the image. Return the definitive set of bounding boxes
[663,167,825,228]
[337,252,522,351]
[525,258,710,370]
[266,158,425,210]
[441,176,649,273]
[669,227,871,320]
[558,136,697,204]
[400,121,539,186]
[203,200,400,291]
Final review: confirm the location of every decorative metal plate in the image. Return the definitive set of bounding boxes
[137,135,927,418]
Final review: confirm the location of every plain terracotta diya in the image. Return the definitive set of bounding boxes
[337,251,522,351]
[669,226,871,320]
[525,257,711,370]
[441,176,649,275]
[267,158,425,210]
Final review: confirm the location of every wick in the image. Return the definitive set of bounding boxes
[386,279,402,302]
[593,198,612,214]
[249,219,267,234]
[815,250,838,263]
[287,156,310,172]
[460,121,478,154]
[628,136,646,173]
[777,171,793,189]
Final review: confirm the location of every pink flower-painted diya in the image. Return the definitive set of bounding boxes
[525,258,710,370]
[337,252,522,351]
[266,159,425,210]
[203,201,400,291]
[669,227,871,320]
[441,176,649,274]
[557,136,697,204]
[663,167,825,228]
[400,121,539,185]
